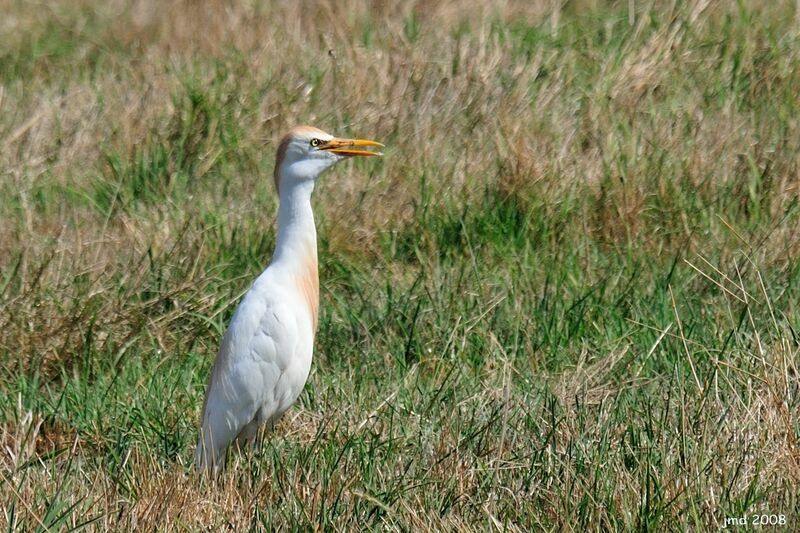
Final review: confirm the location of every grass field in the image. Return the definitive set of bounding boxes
[1,0,799,529]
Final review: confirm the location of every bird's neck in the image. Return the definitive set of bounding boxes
[271,179,319,330]
[273,179,317,261]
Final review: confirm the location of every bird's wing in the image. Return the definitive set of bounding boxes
[196,282,299,469]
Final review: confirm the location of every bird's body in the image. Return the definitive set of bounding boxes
[196,126,382,472]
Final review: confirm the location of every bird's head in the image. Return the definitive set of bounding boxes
[273,125,383,194]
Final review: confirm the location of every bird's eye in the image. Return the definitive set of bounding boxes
[310,138,321,147]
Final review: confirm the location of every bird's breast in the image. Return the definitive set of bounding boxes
[292,246,319,334]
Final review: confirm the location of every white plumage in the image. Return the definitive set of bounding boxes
[195,126,382,472]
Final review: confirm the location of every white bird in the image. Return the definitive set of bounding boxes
[195,125,383,472]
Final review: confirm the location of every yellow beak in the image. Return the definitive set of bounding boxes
[320,137,384,157]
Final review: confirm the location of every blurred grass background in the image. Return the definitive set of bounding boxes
[1,0,799,529]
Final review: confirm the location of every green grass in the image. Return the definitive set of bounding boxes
[1,0,799,530]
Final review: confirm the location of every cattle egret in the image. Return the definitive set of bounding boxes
[196,126,383,472]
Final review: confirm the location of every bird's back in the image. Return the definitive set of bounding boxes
[195,266,316,470]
